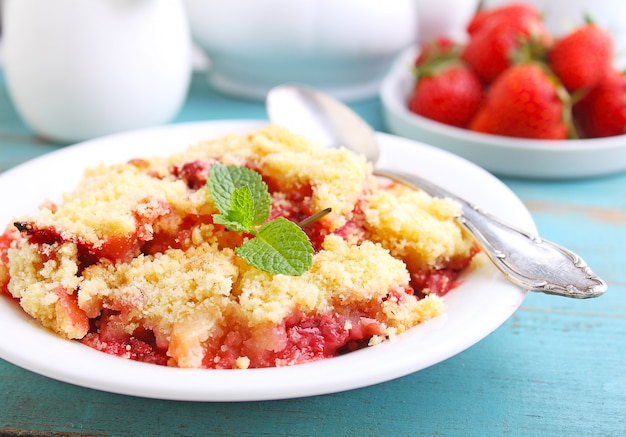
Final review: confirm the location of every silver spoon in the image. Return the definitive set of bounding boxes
[266,84,607,299]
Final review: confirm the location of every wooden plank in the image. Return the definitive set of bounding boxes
[0,70,624,436]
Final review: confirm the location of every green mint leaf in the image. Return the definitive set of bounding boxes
[213,213,252,234]
[235,217,314,276]
[230,186,255,230]
[207,164,270,226]
[212,186,255,233]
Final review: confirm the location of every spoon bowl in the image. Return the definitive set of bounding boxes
[266,84,607,299]
[266,84,379,162]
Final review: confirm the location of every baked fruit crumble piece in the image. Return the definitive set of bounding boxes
[0,126,478,369]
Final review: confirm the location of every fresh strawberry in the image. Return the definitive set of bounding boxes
[548,22,614,92]
[408,59,483,128]
[462,14,551,84]
[574,69,626,138]
[469,63,571,139]
[467,2,542,36]
[415,37,459,67]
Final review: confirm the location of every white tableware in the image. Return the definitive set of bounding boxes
[182,0,419,101]
[416,0,480,43]
[2,0,192,144]
[0,120,530,401]
[380,47,626,179]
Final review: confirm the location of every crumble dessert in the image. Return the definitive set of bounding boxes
[0,125,478,369]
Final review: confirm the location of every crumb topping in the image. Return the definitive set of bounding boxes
[0,125,477,369]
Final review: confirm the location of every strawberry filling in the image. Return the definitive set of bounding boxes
[0,226,17,296]
[411,245,480,297]
[201,311,386,369]
[53,285,90,338]
[14,221,143,268]
[170,159,213,190]
[82,311,169,366]
[80,306,387,369]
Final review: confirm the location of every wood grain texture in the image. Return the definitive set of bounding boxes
[0,71,624,437]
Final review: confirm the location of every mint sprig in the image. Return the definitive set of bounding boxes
[207,164,316,276]
[208,164,270,228]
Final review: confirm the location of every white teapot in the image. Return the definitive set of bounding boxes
[3,0,192,144]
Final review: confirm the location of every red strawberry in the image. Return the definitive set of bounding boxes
[548,23,614,92]
[467,2,542,36]
[574,69,626,138]
[462,14,551,84]
[469,63,570,139]
[408,60,483,128]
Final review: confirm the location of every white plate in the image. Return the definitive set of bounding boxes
[380,46,626,179]
[0,120,531,401]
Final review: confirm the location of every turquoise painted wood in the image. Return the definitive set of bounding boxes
[0,71,625,437]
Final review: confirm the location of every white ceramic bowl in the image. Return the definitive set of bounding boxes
[182,0,419,101]
[380,47,626,179]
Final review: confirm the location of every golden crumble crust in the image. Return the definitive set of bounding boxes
[0,125,476,369]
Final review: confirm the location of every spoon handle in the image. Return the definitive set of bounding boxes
[375,169,607,299]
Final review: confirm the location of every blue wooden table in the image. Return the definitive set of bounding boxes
[0,69,624,437]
